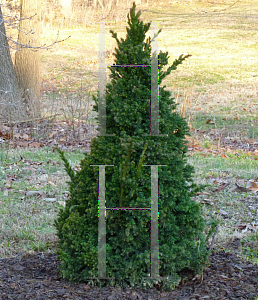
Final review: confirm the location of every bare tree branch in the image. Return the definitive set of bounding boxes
[183,0,240,15]
[1,8,71,51]
[7,31,71,51]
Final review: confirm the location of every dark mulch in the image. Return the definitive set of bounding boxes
[0,246,258,300]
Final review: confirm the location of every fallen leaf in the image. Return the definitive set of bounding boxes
[196,192,212,196]
[5,179,12,188]
[43,198,57,202]
[199,199,214,205]
[219,209,228,218]
[234,183,250,193]
[246,180,258,190]
[48,180,56,187]
[213,183,229,192]
[82,284,91,290]
[29,142,43,148]
[26,191,45,198]
[235,224,258,232]
[16,141,29,147]
[0,130,12,139]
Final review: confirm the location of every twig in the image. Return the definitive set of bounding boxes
[2,114,61,126]
[1,11,71,51]
[7,33,71,51]
[215,0,240,12]
[183,0,240,14]
[207,226,218,251]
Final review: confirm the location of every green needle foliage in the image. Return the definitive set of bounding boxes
[55,2,210,291]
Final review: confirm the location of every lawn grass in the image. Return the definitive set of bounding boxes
[0,148,84,257]
[38,0,258,139]
[0,146,258,265]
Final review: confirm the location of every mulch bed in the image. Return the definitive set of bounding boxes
[0,246,258,300]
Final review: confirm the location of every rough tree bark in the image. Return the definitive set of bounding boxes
[15,0,41,118]
[0,4,26,122]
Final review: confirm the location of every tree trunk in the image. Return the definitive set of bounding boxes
[0,5,26,123]
[15,0,41,118]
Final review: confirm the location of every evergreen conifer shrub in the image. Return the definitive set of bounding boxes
[55,3,211,290]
